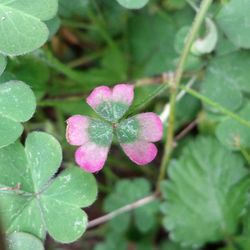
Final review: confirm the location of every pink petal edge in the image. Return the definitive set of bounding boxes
[121,141,158,165]
[135,112,163,142]
[75,142,110,173]
[86,86,112,109]
[112,84,134,106]
[66,115,90,146]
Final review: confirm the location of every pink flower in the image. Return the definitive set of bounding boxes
[66,84,163,173]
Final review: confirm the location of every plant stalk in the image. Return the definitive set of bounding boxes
[156,0,213,191]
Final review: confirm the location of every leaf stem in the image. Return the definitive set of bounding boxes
[87,194,157,229]
[181,85,250,129]
[156,0,213,191]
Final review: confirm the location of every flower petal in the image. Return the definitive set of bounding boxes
[112,84,134,106]
[75,142,110,173]
[121,141,158,165]
[86,86,112,110]
[66,115,90,146]
[135,112,163,142]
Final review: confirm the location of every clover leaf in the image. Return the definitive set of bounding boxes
[0,132,97,243]
[116,0,149,9]
[0,0,58,56]
[6,232,44,250]
[217,0,250,49]
[0,81,36,148]
[161,137,250,247]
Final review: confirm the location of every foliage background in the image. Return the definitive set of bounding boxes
[1,0,250,249]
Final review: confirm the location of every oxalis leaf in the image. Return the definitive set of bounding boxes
[0,132,97,243]
[0,81,36,148]
[6,232,44,250]
[161,136,250,247]
[116,0,149,9]
[0,0,58,56]
[217,0,250,49]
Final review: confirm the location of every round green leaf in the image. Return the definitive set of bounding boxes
[0,54,7,75]
[0,81,36,148]
[0,132,97,243]
[217,0,250,49]
[0,81,36,122]
[4,0,58,21]
[0,0,58,56]
[0,117,23,149]
[25,132,62,191]
[201,52,250,112]
[116,0,149,9]
[6,232,44,250]
[161,137,250,247]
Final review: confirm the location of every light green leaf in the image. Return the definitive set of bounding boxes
[217,0,250,49]
[104,178,158,233]
[116,0,149,9]
[0,81,36,148]
[201,51,250,112]
[0,132,97,243]
[0,0,58,56]
[0,54,7,75]
[45,16,61,39]
[6,232,44,250]
[216,104,250,149]
[59,0,88,18]
[129,13,177,77]
[161,137,250,247]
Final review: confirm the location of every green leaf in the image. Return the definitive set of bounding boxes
[116,0,149,9]
[217,0,250,49]
[45,16,61,39]
[0,0,58,56]
[201,51,250,112]
[0,54,7,75]
[6,232,44,250]
[94,231,127,250]
[160,240,195,250]
[59,0,88,18]
[129,13,177,77]
[0,81,36,148]
[0,132,97,243]
[161,136,250,247]
[216,103,250,150]
[104,178,158,233]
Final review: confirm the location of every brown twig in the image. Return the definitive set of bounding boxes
[0,183,21,191]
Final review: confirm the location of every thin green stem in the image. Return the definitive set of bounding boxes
[156,0,213,191]
[240,147,250,166]
[180,85,250,129]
